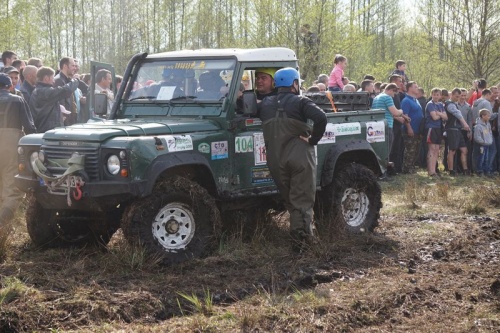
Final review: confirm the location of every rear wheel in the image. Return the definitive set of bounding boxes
[316,163,382,233]
[121,176,221,265]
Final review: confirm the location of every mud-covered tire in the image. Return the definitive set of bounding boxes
[316,163,382,233]
[121,176,221,265]
[26,196,117,248]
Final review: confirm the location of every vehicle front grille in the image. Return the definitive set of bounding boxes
[42,145,100,181]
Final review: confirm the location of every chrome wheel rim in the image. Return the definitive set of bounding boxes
[341,188,370,227]
[152,202,195,252]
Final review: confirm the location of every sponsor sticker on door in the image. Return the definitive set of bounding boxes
[366,121,385,142]
[253,133,267,165]
[198,142,210,153]
[318,123,336,144]
[165,135,193,152]
[211,141,229,160]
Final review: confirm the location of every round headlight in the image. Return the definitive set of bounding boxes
[107,155,120,175]
[17,147,24,155]
[30,151,39,164]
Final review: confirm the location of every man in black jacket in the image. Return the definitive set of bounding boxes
[54,57,77,125]
[19,65,37,103]
[29,67,78,133]
[259,67,327,251]
[0,73,36,235]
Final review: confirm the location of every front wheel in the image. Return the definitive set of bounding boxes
[316,163,382,233]
[121,176,221,265]
[25,195,118,248]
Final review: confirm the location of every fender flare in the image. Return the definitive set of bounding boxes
[142,151,217,197]
[321,140,383,187]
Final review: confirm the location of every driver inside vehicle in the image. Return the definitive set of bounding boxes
[148,68,185,100]
[129,68,185,100]
[196,71,226,100]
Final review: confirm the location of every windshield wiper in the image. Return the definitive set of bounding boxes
[128,96,156,101]
[169,95,198,102]
[169,96,200,105]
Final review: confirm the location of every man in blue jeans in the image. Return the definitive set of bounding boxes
[473,109,494,176]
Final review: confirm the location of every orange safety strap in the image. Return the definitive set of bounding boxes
[326,91,338,113]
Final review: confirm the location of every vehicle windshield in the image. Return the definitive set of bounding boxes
[126,59,236,102]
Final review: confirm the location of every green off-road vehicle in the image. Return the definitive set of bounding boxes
[16,48,388,264]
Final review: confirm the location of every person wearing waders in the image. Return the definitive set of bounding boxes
[0,73,36,238]
[258,67,327,252]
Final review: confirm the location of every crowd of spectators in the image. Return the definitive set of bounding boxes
[306,57,500,178]
[0,50,120,133]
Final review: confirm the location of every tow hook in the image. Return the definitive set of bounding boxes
[72,182,83,200]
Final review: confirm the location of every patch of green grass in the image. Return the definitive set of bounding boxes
[177,288,214,316]
[0,277,31,305]
[105,237,163,272]
[217,311,236,321]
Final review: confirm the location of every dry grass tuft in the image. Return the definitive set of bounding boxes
[482,182,500,207]
[435,182,450,202]
[105,235,164,272]
[0,232,10,263]
[462,185,489,214]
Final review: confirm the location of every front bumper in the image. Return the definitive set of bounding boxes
[15,174,148,210]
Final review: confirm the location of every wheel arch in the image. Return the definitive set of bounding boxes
[142,152,218,198]
[321,141,383,188]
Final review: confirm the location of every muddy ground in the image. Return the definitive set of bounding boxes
[0,173,499,332]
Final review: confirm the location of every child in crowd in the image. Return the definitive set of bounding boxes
[391,60,409,85]
[473,109,494,176]
[328,54,347,92]
[425,88,447,177]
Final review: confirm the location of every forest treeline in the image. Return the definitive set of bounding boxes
[0,0,499,92]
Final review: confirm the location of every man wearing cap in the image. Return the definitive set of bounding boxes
[3,66,23,97]
[255,68,277,101]
[258,67,327,252]
[0,73,36,236]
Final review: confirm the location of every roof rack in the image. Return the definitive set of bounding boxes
[304,92,371,112]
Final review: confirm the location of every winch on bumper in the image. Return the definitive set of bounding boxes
[16,175,147,211]
[15,145,147,211]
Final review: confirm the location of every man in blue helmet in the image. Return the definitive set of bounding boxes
[258,67,327,252]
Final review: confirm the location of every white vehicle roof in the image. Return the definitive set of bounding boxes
[147,48,297,62]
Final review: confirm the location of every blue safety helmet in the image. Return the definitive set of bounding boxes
[274,67,300,88]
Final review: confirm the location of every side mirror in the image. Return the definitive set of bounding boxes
[94,93,108,116]
[242,91,258,116]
